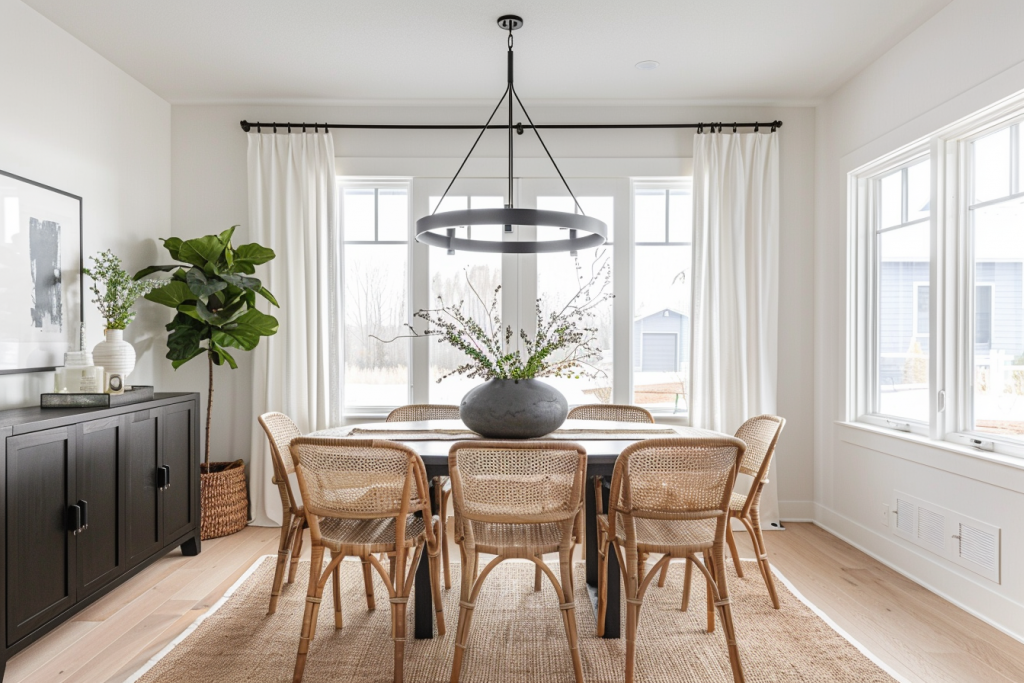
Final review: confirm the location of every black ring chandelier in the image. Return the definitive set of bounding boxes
[415,15,607,256]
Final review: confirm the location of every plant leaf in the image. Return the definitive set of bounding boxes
[162,237,184,261]
[166,326,202,361]
[219,226,237,247]
[185,267,228,298]
[209,340,238,369]
[234,243,275,267]
[133,265,178,280]
[212,308,278,350]
[144,281,195,309]
[177,235,225,268]
[220,272,261,291]
[257,286,279,307]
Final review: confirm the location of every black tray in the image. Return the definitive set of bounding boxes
[41,385,156,409]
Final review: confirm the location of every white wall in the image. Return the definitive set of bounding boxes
[0,0,171,406]
[171,103,817,514]
[816,0,1024,641]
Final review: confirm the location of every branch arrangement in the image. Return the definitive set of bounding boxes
[376,252,612,382]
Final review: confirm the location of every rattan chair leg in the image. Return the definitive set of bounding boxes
[726,522,744,578]
[712,549,746,683]
[748,508,780,609]
[360,557,376,610]
[293,545,325,683]
[534,559,543,591]
[680,558,693,611]
[703,551,716,633]
[393,600,406,683]
[596,538,608,636]
[441,487,452,590]
[288,523,305,584]
[556,553,585,683]
[657,557,669,587]
[428,523,446,636]
[332,555,343,629]
[270,514,298,614]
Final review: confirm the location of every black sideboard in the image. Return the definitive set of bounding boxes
[0,392,201,677]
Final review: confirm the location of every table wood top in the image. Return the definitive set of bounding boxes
[309,419,720,468]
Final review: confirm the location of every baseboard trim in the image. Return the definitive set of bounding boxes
[779,500,816,521]
[811,503,1024,646]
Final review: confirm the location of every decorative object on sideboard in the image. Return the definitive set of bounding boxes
[83,249,160,388]
[53,325,103,394]
[375,255,610,439]
[136,226,279,539]
[41,384,155,408]
[0,169,83,375]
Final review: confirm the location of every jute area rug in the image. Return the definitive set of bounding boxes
[129,556,901,683]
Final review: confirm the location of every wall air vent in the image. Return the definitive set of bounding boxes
[891,491,1000,584]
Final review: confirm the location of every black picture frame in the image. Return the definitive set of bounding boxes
[0,169,84,375]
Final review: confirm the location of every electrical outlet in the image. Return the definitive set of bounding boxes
[881,503,890,527]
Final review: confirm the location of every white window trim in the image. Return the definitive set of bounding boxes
[336,160,691,421]
[850,90,1024,459]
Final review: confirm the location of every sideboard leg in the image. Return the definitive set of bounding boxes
[180,535,201,556]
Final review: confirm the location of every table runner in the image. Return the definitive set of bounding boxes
[312,426,683,441]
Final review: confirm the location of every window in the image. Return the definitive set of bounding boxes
[536,196,614,405]
[339,181,410,410]
[338,172,688,419]
[968,123,1024,438]
[852,96,1024,456]
[632,182,692,414]
[874,159,931,424]
[427,194,504,404]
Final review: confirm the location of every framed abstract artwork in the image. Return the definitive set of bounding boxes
[0,169,83,375]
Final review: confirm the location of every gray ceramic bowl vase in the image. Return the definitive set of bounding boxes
[459,378,569,439]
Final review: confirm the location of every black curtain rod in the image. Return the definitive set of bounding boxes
[239,119,782,133]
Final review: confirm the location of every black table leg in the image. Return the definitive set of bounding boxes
[414,476,438,639]
[585,474,620,638]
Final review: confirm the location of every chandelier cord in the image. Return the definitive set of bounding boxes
[431,83,511,215]
[508,27,514,210]
[512,85,585,216]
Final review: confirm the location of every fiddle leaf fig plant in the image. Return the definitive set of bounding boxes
[134,226,279,466]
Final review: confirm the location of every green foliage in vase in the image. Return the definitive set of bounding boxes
[82,250,161,330]
[377,254,612,382]
[134,226,279,371]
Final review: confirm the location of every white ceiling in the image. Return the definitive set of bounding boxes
[24,0,951,105]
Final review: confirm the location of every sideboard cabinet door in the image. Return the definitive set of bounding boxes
[75,416,127,598]
[6,428,77,646]
[126,410,162,568]
[161,402,195,544]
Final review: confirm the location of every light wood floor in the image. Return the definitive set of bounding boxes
[6,522,1023,683]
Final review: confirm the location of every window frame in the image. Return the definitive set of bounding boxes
[850,95,1024,458]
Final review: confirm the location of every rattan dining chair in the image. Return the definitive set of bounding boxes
[258,412,308,615]
[447,440,588,683]
[566,404,655,423]
[596,436,747,683]
[666,415,787,613]
[386,404,460,590]
[289,438,445,683]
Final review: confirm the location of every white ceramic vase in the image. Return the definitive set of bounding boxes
[93,328,136,387]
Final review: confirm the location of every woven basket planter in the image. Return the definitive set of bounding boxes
[200,459,248,540]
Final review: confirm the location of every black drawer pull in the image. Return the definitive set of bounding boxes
[78,499,88,531]
[67,504,81,535]
[156,466,167,490]
[163,465,170,490]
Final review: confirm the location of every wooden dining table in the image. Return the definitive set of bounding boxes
[310,418,718,640]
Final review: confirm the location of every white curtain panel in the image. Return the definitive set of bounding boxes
[690,131,782,528]
[246,132,340,526]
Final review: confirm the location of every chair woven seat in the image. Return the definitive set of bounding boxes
[598,513,717,553]
[317,514,429,553]
[464,520,568,555]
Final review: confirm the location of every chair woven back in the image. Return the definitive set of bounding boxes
[289,437,429,520]
[566,404,655,423]
[448,441,587,526]
[734,414,786,481]
[386,404,460,422]
[607,437,745,542]
[259,412,301,476]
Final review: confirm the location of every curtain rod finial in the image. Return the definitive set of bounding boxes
[240,120,251,132]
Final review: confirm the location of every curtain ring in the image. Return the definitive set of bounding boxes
[697,123,703,134]
[732,122,737,133]
[287,123,292,133]
[718,123,723,133]
[302,123,306,133]
[257,123,261,133]
[273,123,277,133]
[754,123,759,132]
